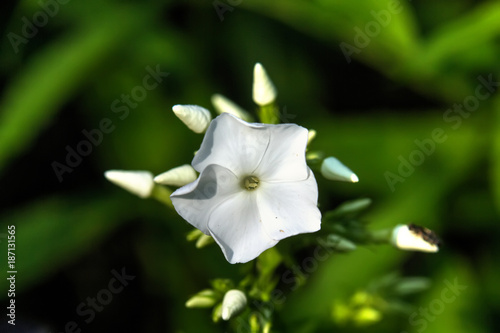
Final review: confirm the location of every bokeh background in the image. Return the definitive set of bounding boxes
[1,0,499,332]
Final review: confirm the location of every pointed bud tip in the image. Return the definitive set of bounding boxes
[171,104,212,133]
[252,63,277,106]
[104,170,154,198]
[154,164,197,187]
[211,94,251,121]
[321,157,359,183]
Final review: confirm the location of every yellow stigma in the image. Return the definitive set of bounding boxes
[243,175,260,191]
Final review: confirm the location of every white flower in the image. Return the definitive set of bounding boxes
[252,63,277,106]
[221,289,247,320]
[211,93,252,121]
[390,224,440,253]
[104,170,154,198]
[321,156,359,183]
[154,164,198,187]
[172,104,212,133]
[170,113,321,263]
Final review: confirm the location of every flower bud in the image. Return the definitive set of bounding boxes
[211,94,252,121]
[104,170,154,198]
[326,234,357,252]
[353,307,382,325]
[154,164,197,187]
[390,224,440,253]
[172,104,212,134]
[307,129,316,145]
[185,289,218,308]
[252,63,277,106]
[196,234,215,248]
[221,289,247,320]
[321,156,359,183]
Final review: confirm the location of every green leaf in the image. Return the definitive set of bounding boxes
[0,5,152,175]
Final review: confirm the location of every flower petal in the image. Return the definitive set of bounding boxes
[170,164,240,234]
[207,191,278,264]
[254,123,309,182]
[257,168,321,241]
[193,113,270,176]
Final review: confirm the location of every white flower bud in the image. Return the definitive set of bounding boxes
[172,104,212,134]
[252,63,277,106]
[321,156,359,183]
[154,164,197,187]
[221,289,247,320]
[104,170,154,198]
[390,224,440,253]
[211,94,252,121]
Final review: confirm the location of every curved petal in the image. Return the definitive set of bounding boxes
[207,191,278,264]
[254,123,309,182]
[257,168,321,241]
[192,113,270,176]
[170,164,240,234]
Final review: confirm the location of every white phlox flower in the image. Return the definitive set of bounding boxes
[170,113,322,264]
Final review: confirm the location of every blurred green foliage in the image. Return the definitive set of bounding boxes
[0,0,499,332]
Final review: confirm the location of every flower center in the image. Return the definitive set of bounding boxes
[243,175,260,191]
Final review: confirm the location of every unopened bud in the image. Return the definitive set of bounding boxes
[104,170,154,198]
[172,104,212,133]
[211,94,252,121]
[186,289,218,308]
[221,289,247,320]
[390,224,440,253]
[321,156,359,183]
[154,164,197,187]
[252,63,277,106]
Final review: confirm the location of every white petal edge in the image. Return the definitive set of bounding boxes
[254,123,309,182]
[207,191,278,264]
[154,164,198,187]
[252,63,277,106]
[172,104,212,134]
[192,113,270,176]
[104,170,154,198]
[170,164,240,234]
[321,156,359,183]
[256,168,321,241]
